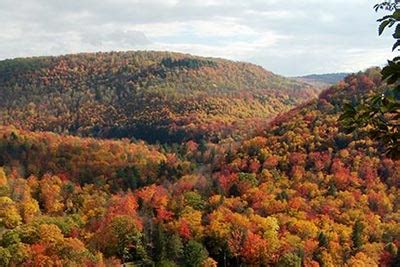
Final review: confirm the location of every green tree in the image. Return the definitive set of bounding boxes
[117,166,140,190]
[156,260,178,267]
[318,232,329,249]
[1,230,20,247]
[166,234,183,262]
[0,247,11,267]
[153,223,167,263]
[314,232,330,266]
[99,215,146,263]
[277,253,302,267]
[183,240,208,267]
[351,220,365,251]
[184,191,205,210]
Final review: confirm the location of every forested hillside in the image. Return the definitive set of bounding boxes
[0,68,399,266]
[0,51,316,143]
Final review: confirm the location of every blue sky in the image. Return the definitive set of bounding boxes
[0,0,395,76]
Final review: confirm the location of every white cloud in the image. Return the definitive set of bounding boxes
[151,33,282,60]
[189,19,258,38]
[130,22,188,38]
[0,0,394,75]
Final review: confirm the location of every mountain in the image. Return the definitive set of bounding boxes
[294,72,350,88]
[0,51,317,143]
[0,67,399,266]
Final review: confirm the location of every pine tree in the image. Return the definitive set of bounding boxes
[351,220,364,251]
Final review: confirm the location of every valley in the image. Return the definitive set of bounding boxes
[0,52,398,266]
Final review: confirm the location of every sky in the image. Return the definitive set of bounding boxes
[0,0,396,76]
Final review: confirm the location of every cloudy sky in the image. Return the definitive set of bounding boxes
[0,0,395,76]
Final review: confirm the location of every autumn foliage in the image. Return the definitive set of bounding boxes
[0,61,399,266]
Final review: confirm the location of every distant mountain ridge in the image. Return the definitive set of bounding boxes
[0,51,317,143]
[294,72,350,88]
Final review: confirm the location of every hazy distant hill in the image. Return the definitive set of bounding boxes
[294,72,350,88]
[0,51,317,143]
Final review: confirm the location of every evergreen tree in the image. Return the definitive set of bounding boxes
[318,232,329,249]
[166,234,183,263]
[183,240,208,267]
[153,224,167,263]
[351,220,364,251]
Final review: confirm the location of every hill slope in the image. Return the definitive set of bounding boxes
[0,51,317,143]
[0,68,399,266]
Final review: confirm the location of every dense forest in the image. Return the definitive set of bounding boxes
[0,60,399,266]
[0,51,317,144]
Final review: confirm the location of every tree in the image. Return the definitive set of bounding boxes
[0,168,9,196]
[318,232,329,249]
[38,224,64,245]
[240,232,269,266]
[20,197,40,223]
[39,175,64,214]
[351,220,365,252]
[183,240,208,267]
[153,223,167,263]
[340,1,400,159]
[117,166,140,190]
[0,197,22,228]
[95,215,146,263]
[276,252,302,267]
[314,232,330,266]
[1,230,20,247]
[166,234,183,263]
[0,247,12,267]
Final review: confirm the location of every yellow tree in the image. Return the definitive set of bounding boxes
[39,175,64,214]
[0,196,22,228]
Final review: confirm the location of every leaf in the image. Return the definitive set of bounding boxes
[393,10,400,20]
[379,20,391,35]
[394,24,400,38]
[378,15,392,22]
[393,40,400,51]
